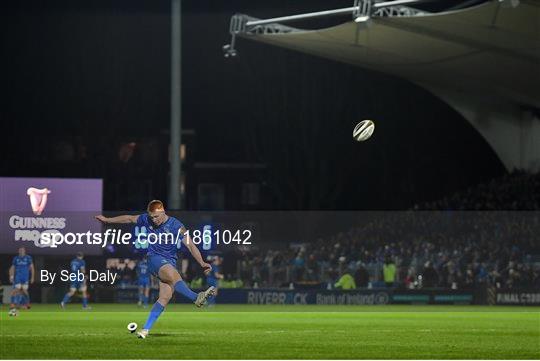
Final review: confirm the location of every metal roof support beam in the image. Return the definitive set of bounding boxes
[223,0,429,57]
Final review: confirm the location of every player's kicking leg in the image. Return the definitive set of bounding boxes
[137,264,215,339]
[155,263,215,308]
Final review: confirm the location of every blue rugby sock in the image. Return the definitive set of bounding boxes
[62,293,71,304]
[82,297,88,308]
[174,280,197,302]
[143,301,165,330]
[143,295,149,306]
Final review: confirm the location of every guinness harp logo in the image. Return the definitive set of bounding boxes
[26,187,51,215]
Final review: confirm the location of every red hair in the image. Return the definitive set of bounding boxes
[147,200,165,212]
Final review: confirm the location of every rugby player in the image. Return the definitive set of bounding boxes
[95,200,215,339]
[9,247,34,314]
[60,252,90,309]
[137,255,151,307]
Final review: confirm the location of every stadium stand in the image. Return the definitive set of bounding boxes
[235,171,540,289]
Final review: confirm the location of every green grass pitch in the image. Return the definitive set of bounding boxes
[1,304,539,359]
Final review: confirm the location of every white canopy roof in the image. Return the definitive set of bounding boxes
[243,0,540,107]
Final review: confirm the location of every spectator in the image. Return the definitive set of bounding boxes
[355,262,370,288]
[421,262,439,288]
[383,257,397,288]
[234,171,540,288]
[334,273,356,290]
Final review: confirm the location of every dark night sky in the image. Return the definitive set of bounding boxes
[0,0,504,210]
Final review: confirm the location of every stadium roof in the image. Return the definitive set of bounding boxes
[234,0,540,108]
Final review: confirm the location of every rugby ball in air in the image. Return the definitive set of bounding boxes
[353,120,375,142]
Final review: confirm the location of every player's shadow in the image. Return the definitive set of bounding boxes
[147,333,170,337]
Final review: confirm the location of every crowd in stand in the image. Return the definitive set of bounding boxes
[234,171,540,290]
[415,170,540,211]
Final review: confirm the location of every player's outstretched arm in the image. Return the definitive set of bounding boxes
[95,215,139,224]
[181,228,212,275]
